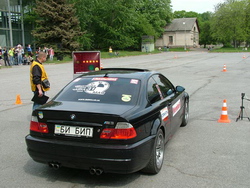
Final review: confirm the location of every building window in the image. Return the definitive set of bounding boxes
[0,0,25,47]
[169,36,173,45]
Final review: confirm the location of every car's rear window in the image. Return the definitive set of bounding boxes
[55,77,141,105]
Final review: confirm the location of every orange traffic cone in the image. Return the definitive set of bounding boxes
[100,62,103,69]
[243,54,246,59]
[15,94,22,105]
[222,64,227,72]
[218,99,230,123]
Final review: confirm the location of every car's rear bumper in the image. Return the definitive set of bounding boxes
[25,135,155,174]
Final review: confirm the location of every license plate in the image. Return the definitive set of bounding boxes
[54,125,93,137]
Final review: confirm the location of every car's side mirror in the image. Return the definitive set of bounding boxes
[176,86,185,92]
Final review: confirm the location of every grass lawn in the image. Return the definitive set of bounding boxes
[49,48,189,63]
[1,47,247,69]
[210,47,250,53]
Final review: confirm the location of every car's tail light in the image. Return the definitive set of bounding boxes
[30,116,49,133]
[100,122,137,139]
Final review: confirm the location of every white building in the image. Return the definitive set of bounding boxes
[155,18,200,48]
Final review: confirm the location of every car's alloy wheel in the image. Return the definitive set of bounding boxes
[155,129,164,169]
[142,129,165,174]
[181,100,189,127]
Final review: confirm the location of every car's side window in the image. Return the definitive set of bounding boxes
[147,77,162,103]
[152,74,175,98]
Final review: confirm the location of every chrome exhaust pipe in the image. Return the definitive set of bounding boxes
[49,163,54,168]
[89,167,96,175]
[89,167,103,175]
[95,169,103,176]
[53,163,60,170]
[48,162,60,170]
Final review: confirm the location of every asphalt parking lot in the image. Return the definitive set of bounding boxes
[0,51,250,188]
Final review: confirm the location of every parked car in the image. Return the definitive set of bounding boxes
[25,68,189,175]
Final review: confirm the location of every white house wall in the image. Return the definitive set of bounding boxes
[191,22,199,47]
[155,31,194,47]
[155,19,200,48]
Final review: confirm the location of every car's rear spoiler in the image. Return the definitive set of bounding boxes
[101,68,149,72]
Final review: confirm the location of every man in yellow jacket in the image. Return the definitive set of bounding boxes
[30,52,50,111]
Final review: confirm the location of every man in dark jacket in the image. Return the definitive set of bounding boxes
[30,52,50,110]
[3,47,10,66]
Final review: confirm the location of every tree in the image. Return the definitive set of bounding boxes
[173,10,199,18]
[24,0,173,50]
[68,0,98,50]
[198,12,215,47]
[32,0,82,51]
[136,0,172,38]
[199,21,214,47]
[211,0,248,47]
[91,0,139,49]
[69,0,172,50]
[69,0,139,50]
[245,0,250,46]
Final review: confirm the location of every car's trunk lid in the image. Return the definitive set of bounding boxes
[32,101,136,141]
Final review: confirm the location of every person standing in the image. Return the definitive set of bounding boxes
[30,52,50,110]
[27,55,33,65]
[43,47,48,59]
[109,46,112,56]
[17,45,23,65]
[3,47,10,66]
[0,46,2,66]
[48,47,54,61]
[0,46,2,60]
[27,44,32,55]
[8,48,14,65]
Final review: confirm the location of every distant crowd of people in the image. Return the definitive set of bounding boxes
[0,44,55,66]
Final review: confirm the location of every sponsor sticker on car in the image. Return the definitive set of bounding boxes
[73,81,110,95]
[130,79,139,84]
[121,94,132,102]
[160,107,169,121]
[92,77,118,81]
[172,99,181,116]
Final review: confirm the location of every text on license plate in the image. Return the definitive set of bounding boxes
[54,125,93,137]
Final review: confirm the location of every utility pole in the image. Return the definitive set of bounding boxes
[6,0,13,47]
[20,0,25,47]
[183,21,186,51]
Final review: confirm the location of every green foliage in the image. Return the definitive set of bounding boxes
[198,12,215,47]
[211,47,250,52]
[92,0,138,49]
[136,0,172,37]
[22,0,250,51]
[32,0,82,51]
[173,11,199,18]
[173,0,250,48]
[69,0,172,50]
[23,1,37,24]
[211,0,248,47]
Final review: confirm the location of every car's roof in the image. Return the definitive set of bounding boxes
[78,68,158,80]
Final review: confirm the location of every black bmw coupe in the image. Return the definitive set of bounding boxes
[25,68,189,175]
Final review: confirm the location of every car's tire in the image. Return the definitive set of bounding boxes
[142,129,165,174]
[180,99,189,127]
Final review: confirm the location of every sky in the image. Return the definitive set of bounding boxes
[171,0,225,13]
